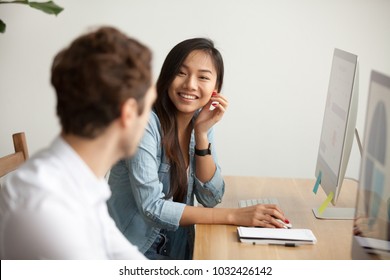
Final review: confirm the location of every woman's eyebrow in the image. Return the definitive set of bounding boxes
[181,64,213,74]
[199,69,213,74]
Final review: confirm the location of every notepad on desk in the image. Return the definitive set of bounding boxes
[237,227,317,246]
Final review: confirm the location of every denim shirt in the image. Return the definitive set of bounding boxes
[107,111,225,259]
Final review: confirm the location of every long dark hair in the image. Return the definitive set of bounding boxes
[154,38,224,202]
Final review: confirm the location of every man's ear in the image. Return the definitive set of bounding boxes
[120,98,138,128]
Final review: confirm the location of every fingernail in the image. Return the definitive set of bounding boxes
[284,219,290,224]
[209,102,218,111]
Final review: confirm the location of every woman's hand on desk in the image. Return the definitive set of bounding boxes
[229,204,287,228]
[180,204,288,228]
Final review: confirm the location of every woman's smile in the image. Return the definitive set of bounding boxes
[178,92,199,101]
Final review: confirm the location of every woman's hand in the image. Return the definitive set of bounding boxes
[194,92,228,134]
[180,204,289,227]
[229,204,288,228]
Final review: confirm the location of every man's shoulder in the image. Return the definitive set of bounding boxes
[2,146,68,201]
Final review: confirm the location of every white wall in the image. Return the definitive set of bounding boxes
[1,0,390,180]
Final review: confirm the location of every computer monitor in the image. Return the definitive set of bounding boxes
[313,48,359,220]
[352,70,390,260]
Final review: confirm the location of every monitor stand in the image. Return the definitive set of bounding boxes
[312,128,361,220]
[312,207,355,220]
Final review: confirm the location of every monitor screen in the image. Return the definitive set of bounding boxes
[313,48,358,219]
[352,70,390,260]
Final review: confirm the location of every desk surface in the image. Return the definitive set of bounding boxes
[193,176,358,260]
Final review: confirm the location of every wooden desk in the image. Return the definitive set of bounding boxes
[193,176,358,260]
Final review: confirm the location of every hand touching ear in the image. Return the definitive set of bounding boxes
[194,92,228,134]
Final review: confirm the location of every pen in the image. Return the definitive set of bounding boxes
[269,243,298,247]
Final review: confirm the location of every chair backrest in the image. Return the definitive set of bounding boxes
[0,132,29,177]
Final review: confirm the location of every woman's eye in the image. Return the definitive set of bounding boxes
[178,71,186,76]
[200,76,210,80]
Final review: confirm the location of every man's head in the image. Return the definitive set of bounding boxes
[51,26,153,139]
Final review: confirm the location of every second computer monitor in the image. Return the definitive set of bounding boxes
[351,70,390,259]
[313,48,359,219]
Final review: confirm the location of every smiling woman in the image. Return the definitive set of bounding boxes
[107,38,288,260]
[157,40,226,201]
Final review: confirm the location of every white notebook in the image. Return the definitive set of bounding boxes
[237,227,317,245]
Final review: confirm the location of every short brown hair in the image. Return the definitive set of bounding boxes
[51,26,152,138]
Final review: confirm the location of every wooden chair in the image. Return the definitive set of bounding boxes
[0,132,29,177]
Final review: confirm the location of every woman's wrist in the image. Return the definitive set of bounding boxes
[226,208,236,225]
[210,208,237,225]
[194,131,209,149]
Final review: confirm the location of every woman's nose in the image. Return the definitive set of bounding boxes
[183,75,197,90]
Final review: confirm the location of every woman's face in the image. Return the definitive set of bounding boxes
[168,50,217,115]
